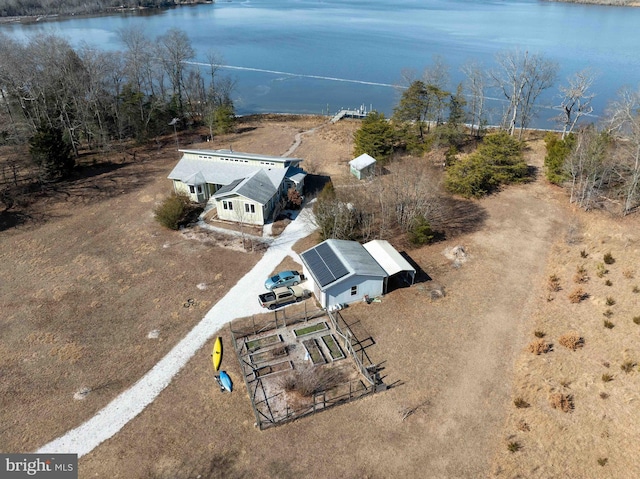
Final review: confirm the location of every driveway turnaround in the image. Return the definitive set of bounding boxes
[37,207,316,457]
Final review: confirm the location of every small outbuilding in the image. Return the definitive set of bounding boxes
[349,153,376,180]
[363,240,416,289]
[300,239,387,308]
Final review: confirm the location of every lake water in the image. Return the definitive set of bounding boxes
[2,0,640,127]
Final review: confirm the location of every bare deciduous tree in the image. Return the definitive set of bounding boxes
[491,49,558,137]
[554,69,597,139]
[604,86,640,215]
[461,60,488,137]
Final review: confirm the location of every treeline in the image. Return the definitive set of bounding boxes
[549,0,635,5]
[544,88,640,216]
[0,27,234,186]
[0,0,208,18]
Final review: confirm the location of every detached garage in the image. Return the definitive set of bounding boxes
[300,239,386,309]
[300,239,416,309]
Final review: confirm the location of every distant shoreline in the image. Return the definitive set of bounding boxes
[546,0,639,5]
[0,1,214,25]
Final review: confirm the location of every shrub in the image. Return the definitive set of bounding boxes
[444,131,528,198]
[573,264,588,283]
[154,193,191,230]
[596,262,608,278]
[549,393,573,412]
[603,320,614,329]
[517,419,530,432]
[605,296,615,306]
[278,367,346,398]
[633,316,640,325]
[603,252,615,265]
[507,441,522,453]
[603,309,613,318]
[528,339,551,355]
[547,274,561,292]
[620,360,636,374]
[633,285,639,293]
[514,397,530,408]
[408,215,435,245]
[558,331,583,351]
[600,392,609,399]
[597,458,608,467]
[605,279,613,286]
[287,187,303,208]
[543,132,574,185]
[601,373,614,382]
[580,249,588,258]
[534,330,545,338]
[568,287,587,303]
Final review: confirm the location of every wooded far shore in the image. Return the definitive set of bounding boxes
[0,0,212,20]
[1,0,638,22]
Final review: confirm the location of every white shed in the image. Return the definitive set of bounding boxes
[349,153,376,180]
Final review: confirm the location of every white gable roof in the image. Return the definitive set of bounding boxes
[363,240,415,278]
[349,153,376,170]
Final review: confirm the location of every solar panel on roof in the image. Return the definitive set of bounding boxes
[301,243,349,287]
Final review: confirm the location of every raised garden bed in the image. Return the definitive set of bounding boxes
[246,334,281,352]
[294,322,328,337]
[302,338,326,365]
[250,345,289,364]
[321,334,345,361]
[255,360,293,378]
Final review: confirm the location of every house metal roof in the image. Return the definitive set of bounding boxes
[212,170,278,205]
[349,153,376,170]
[179,149,303,165]
[300,239,386,290]
[285,166,307,184]
[168,157,287,189]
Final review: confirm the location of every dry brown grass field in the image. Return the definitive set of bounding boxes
[1,115,638,478]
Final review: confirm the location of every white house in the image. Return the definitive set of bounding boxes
[167,149,306,225]
[349,153,376,180]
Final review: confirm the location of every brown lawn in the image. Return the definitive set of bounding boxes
[1,116,638,478]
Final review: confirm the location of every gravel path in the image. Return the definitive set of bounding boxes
[36,206,316,457]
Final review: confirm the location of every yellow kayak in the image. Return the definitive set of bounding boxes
[212,336,223,372]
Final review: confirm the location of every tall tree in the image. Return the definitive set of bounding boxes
[29,122,74,183]
[491,50,558,137]
[604,86,640,215]
[564,126,613,210]
[353,111,395,164]
[156,28,195,118]
[393,80,430,141]
[461,60,488,137]
[555,69,596,139]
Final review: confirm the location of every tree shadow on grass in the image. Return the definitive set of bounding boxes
[431,196,488,239]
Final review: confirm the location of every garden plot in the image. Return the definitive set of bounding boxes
[231,309,380,429]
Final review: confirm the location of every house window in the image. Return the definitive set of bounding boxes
[197,186,202,193]
[245,203,255,214]
[189,185,195,194]
[350,286,358,296]
[223,200,233,211]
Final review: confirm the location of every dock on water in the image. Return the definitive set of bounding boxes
[330,104,372,123]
